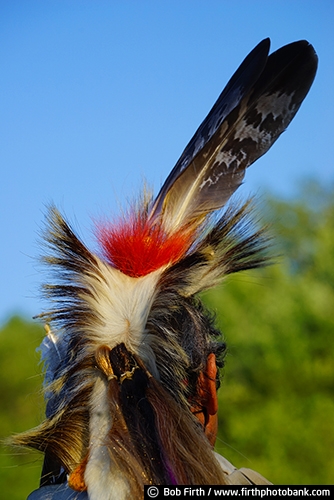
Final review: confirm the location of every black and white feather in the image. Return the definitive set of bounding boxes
[150,39,317,231]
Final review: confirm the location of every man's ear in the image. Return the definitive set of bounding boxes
[198,353,218,414]
[196,353,219,446]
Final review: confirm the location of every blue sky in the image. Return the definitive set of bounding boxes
[0,1,333,323]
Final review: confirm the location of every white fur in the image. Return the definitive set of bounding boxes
[84,377,130,500]
[81,262,165,498]
[80,258,163,374]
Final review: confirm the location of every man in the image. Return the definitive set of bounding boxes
[18,38,316,498]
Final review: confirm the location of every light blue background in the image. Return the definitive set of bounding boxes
[1,1,333,322]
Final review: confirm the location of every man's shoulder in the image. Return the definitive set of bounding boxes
[27,484,88,500]
[214,452,272,485]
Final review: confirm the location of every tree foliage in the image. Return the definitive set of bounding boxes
[0,182,333,497]
[0,317,44,499]
[205,182,334,484]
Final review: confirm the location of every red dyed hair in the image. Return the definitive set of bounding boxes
[97,211,192,278]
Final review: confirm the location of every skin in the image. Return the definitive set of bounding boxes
[191,353,219,447]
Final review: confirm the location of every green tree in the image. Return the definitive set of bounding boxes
[0,317,44,499]
[205,182,334,484]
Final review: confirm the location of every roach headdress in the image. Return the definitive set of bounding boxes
[14,39,317,498]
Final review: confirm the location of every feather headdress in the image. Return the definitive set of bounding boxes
[14,39,317,499]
